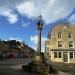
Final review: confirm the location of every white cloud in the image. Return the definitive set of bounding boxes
[0,0,75,24]
[8,37,22,42]
[22,21,30,28]
[30,35,38,44]
[0,0,25,8]
[30,35,47,52]
[0,9,18,24]
[16,0,75,24]
[17,2,38,18]
[7,14,18,24]
[0,0,24,24]
[69,14,75,25]
[30,35,47,44]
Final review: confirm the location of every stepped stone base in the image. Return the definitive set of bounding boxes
[22,52,56,75]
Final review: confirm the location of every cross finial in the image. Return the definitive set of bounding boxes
[38,15,42,21]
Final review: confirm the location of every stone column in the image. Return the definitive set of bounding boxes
[37,15,43,53]
[37,30,41,53]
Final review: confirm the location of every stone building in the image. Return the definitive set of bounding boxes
[45,23,75,63]
[0,41,10,51]
[0,40,35,59]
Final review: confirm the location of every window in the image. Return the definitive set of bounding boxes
[70,52,73,59]
[64,26,67,30]
[58,41,62,47]
[47,53,49,55]
[54,52,61,58]
[54,52,57,58]
[58,52,61,58]
[68,33,72,38]
[69,41,73,48]
[45,47,49,51]
[58,33,62,39]
[74,52,75,59]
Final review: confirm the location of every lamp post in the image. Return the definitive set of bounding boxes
[37,15,43,53]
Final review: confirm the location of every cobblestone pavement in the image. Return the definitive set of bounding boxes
[50,62,75,75]
[0,68,72,75]
[0,68,40,75]
[0,59,74,75]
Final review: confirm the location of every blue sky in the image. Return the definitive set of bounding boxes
[0,0,75,52]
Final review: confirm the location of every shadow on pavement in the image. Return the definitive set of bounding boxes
[50,62,75,75]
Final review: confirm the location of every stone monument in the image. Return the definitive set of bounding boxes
[22,16,55,75]
[33,15,44,64]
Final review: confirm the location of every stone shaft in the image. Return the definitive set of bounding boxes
[37,30,41,53]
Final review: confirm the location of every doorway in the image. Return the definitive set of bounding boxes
[63,52,68,63]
